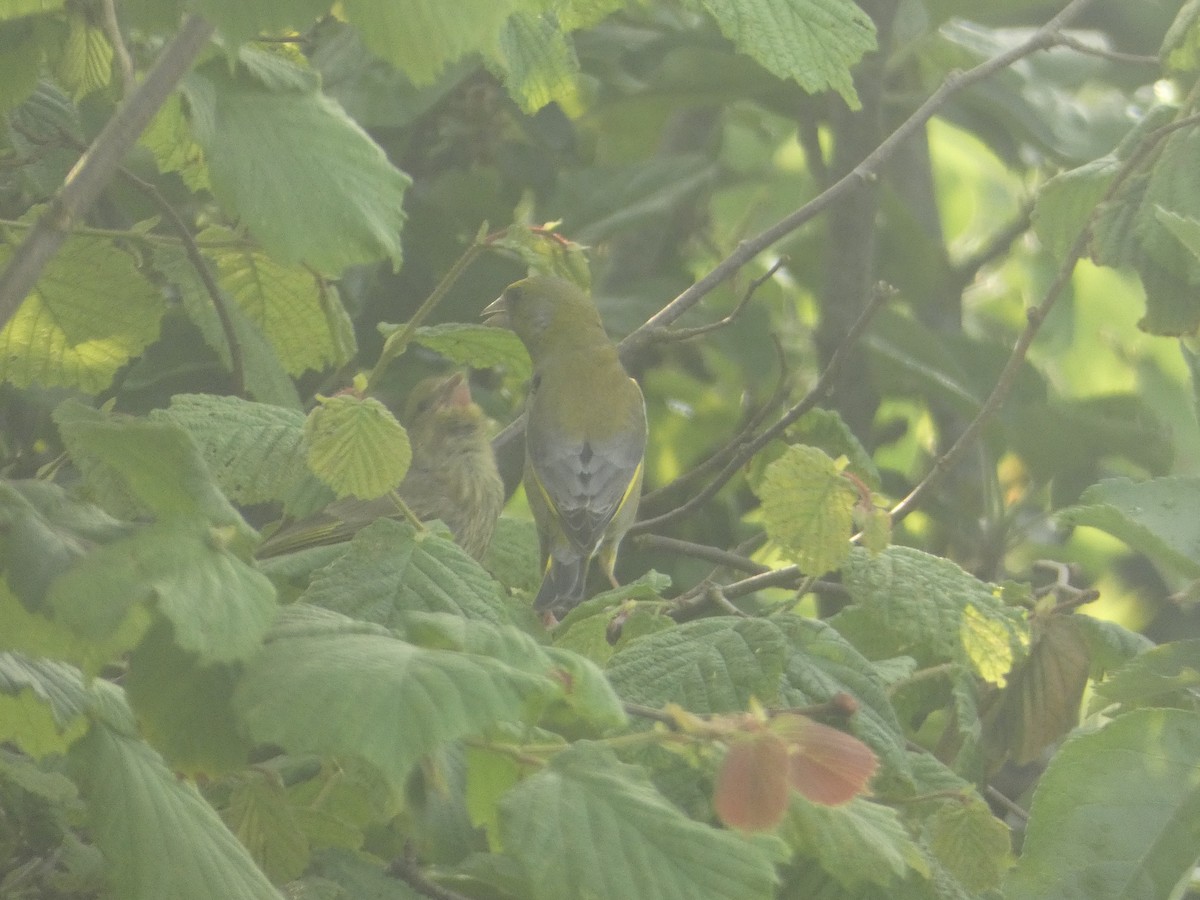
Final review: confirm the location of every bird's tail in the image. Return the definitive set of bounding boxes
[533,554,589,613]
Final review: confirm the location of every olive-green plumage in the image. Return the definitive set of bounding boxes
[258,373,504,561]
[484,275,647,615]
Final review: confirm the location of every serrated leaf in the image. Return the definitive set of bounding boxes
[606,617,789,711]
[234,605,559,791]
[55,9,112,100]
[694,0,875,108]
[0,652,91,758]
[141,92,210,191]
[1091,638,1200,713]
[774,714,878,806]
[0,226,165,393]
[68,720,284,900]
[1060,476,1200,578]
[714,731,791,831]
[189,0,331,45]
[924,799,1013,893]
[341,0,533,85]
[1032,155,1117,261]
[1072,613,1154,681]
[781,795,922,890]
[500,742,779,900]
[199,225,356,376]
[53,400,254,538]
[830,547,1028,682]
[406,323,533,383]
[304,394,412,500]
[48,520,275,666]
[223,770,311,882]
[495,12,582,115]
[756,444,855,576]
[183,55,410,272]
[789,408,881,490]
[1005,708,1200,900]
[300,518,511,625]
[481,516,542,595]
[775,616,910,789]
[155,393,328,513]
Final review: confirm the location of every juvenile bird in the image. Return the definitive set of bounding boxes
[483,276,647,616]
[258,372,505,561]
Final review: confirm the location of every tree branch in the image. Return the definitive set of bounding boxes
[0,13,215,330]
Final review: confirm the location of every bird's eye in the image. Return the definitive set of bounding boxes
[506,286,523,304]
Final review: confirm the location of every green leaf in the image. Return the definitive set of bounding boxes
[498,742,779,900]
[53,400,254,538]
[68,720,284,900]
[781,796,923,890]
[189,0,331,45]
[304,394,412,500]
[301,520,514,624]
[755,444,856,576]
[830,547,1028,684]
[923,799,1013,893]
[1162,0,1200,71]
[406,323,533,384]
[788,408,881,491]
[183,54,410,273]
[140,92,210,191]
[1005,708,1200,900]
[494,12,582,115]
[155,393,328,514]
[1091,638,1200,713]
[1059,476,1200,578]
[0,652,91,758]
[606,617,788,711]
[1033,156,1118,261]
[54,8,112,100]
[222,770,311,882]
[48,520,276,665]
[481,516,542,595]
[234,605,559,791]
[341,0,535,84]
[693,0,875,108]
[0,1,67,21]
[0,224,165,393]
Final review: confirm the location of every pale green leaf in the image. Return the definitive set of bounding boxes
[694,0,875,108]
[406,323,533,384]
[495,12,582,114]
[223,771,311,882]
[1059,476,1200,578]
[924,799,1013,892]
[341,0,535,84]
[200,225,356,376]
[155,393,328,513]
[0,0,66,20]
[183,55,410,272]
[830,547,1028,682]
[53,400,255,539]
[152,245,302,408]
[189,0,331,44]
[69,721,284,900]
[234,605,558,790]
[47,520,276,665]
[0,228,164,393]
[1156,206,1200,262]
[1073,613,1154,681]
[0,652,91,758]
[1005,708,1200,900]
[499,742,779,900]
[304,394,412,500]
[606,617,788,711]
[0,18,57,114]
[481,516,542,595]
[756,444,855,576]
[1162,0,1200,71]
[1032,156,1118,261]
[54,9,112,100]
[788,408,881,491]
[1091,639,1200,712]
[782,796,923,890]
[301,518,512,625]
[140,92,210,191]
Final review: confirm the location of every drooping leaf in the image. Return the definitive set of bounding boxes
[713,731,791,831]
[304,394,412,500]
[1090,638,1200,713]
[923,799,1013,893]
[494,11,582,115]
[183,53,410,273]
[692,0,875,108]
[54,8,112,100]
[1005,708,1200,900]
[774,714,878,807]
[406,323,533,384]
[0,652,91,758]
[222,769,311,883]
[499,742,779,900]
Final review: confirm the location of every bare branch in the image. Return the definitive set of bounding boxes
[632,534,769,575]
[100,0,135,97]
[647,258,786,343]
[1051,32,1160,66]
[0,14,215,330]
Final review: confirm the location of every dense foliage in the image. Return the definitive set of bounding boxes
[2,0,1200,898]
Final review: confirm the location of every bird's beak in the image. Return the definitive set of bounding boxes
[433,371,472,409]
[481,294,509,328]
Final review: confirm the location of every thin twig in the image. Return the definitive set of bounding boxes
[632,534,769,575]
[890,111,1200,524]
[388,845,473,900]
[633,282,893,533]
[617,0,1102,359]
[651,259,786,342]
[951,203,1034,289]
[1051,33,1160,66]
[100,0,135,97]
[986,785,1030,822]
[0,14,215,329]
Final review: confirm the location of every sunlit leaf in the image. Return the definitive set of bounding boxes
[304,394,412,500]
[756,444,855,576]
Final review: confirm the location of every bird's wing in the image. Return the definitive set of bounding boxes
[527,394,646,555]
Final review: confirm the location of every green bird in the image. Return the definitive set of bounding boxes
[258,372,505,561]
[484,275,647,615]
